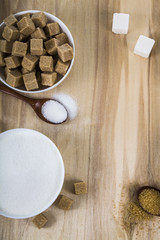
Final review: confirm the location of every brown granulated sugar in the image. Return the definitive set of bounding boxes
[113,184,160,238]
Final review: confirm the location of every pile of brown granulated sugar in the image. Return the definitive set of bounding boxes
[113,184,160,239]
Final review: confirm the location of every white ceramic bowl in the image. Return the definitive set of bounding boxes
[0,10,75,94]
[0,128,64,219]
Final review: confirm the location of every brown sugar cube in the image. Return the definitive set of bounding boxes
[0,40,12,53]
[41,72,57,86]
[17,17,35,36]
[74,182,87,195]
[58,195,73,210]
[4,67,11,76]
[39,56,53,72]
[4,56,21,69]
[12,41,27,57]
[38,48,47,56]
[31,12,47,28]
[21,67,30,74]
[0,52,6,66]
[2,26,20,42]
[44,38,59,55]
[42,48,47,55]
[45,23,61,37]
[30,39,43,56]
[31,27,47,40]
[4,15,18,26]
[55,59,69,76]
[23,71,39,90]
[32,213,47,229]
[19,33,28,42]
[6,69,23,87]
[22,53,39,71]
[55,33,69,45]
[22,67,36,74]
[57,43,73,62]
[18,13,30,20]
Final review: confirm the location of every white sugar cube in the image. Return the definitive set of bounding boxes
[134,35,155,58]
[112,13,129,34]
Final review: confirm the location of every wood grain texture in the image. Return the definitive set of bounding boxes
[0,0,160,239]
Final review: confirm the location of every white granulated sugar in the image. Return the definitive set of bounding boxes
[134,35,155,58]
[112,13,129,34]
[0,129,64,218]
[42,100,67,123]
[53,92,78,120]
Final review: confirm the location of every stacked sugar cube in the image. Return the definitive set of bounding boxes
[112,13,155,58]
[0,12,74,91]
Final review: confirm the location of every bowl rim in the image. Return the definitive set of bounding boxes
[0,128,65,219]
[0,10,75,94]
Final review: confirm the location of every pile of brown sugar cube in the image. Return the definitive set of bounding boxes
[0,12,74,91]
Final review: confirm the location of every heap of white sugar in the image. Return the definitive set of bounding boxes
[41,100,67,123]
[53,92,78,120]
[0,129,64,218]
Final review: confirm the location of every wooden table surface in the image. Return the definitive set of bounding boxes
[1,0,160,239]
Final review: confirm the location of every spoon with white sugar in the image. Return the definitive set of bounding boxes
[0,85,68,124]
